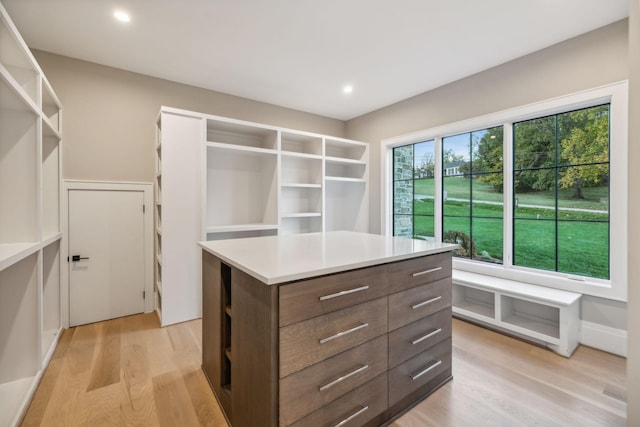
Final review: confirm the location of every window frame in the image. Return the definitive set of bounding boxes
[381,81,628,301]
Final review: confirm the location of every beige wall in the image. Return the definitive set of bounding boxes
[345,19,628,236]
[345,19,630,332]
[33,50,346,182]
[627,0,639,424]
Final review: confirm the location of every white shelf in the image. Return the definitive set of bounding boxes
[207,118,278,150]
[325,156,366,165]
[280,151,322,160]
[41,232,62,247]
[41,115,61,141]
[206,223,279,233]
[325,176,366,183]
[454,299,495,319]
[281,212,321,218]
[207,141,278,156]
[281,183,322,188]
[0,15,38,106]
[0,242,39,271]
[41,329,61,364]
[0,376,36,427]
[501,313,561,342]
[41,78,61,133]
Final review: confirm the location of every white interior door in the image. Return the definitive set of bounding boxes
[68,189,145,326]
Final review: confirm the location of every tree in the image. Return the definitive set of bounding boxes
[414,155,435,178]
[443,149,464,164]
[473,127,504,191]
[558,106,609,198]
[513,116,556,192]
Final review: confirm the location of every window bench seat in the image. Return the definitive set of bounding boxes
[452,270,581,357]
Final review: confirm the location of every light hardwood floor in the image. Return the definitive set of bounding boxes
[21,314,626,426]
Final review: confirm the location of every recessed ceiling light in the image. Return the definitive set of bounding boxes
[114,10,131,23]
[343,84,354,94]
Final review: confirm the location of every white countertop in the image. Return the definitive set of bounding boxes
[199,231,457,285]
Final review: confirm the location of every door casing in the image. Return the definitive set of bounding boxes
[62,180,154,328]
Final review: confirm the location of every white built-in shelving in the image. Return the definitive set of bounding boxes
[0,3,63,426]
[154,107,369,326]
[452,271,581,356]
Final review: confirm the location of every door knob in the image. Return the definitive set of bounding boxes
[71,255,90,262]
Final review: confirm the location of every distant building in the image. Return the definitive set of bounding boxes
[443,160,466,176]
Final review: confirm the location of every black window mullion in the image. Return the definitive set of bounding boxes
[555,115,559,273]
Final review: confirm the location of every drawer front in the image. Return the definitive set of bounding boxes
[280,297,388,378]
[289,373,387,427]
[279,335,387,426]
[280,265,388,327]
[388,277,451,331]
[389,307,451,369]
[388,338,452,407]
[388,252,451,293]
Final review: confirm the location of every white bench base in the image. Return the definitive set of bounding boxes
[452,270,581,357]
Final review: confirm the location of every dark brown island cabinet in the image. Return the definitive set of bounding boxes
[200,231,457,427]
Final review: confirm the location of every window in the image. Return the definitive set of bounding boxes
[442,127,504,263]
[393,140,435,239]
[383,82,627,300]
[513,105,610,279]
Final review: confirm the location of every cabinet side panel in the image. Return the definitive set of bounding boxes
[161,112,203,325]
[232,268,278,427]
[201,252,222,399]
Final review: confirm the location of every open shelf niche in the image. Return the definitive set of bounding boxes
[0,253,39,427]
[206,145,279,234]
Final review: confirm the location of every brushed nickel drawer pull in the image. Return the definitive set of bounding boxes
[410,360,442,381]
[411,328,442,345]
[334,405,369,427]
[411,295,442,310]
[319,285,369,301]
[411,266,442,277]
[319,364,369,391]
[320,323,369,344]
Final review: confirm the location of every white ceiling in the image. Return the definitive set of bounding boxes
[3,0,629,120]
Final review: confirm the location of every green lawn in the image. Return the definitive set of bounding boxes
[410,197,609,279]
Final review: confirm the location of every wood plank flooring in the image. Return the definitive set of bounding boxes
[21,314,626,426]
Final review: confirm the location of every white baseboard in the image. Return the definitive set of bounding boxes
[580,320,627,357]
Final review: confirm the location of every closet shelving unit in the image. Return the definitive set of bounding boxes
[279,131,323,235]
[155,107,369,326]
[324,137,368,232]
[0,3,63,426]
[205,118,279,239]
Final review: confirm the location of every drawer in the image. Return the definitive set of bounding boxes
[289,373,387,427]
[388,277,451,331]
[389,307,451,369]
[388,338,452,407]
[280,265,388,327]
[387,252,451,293]
[280,297,388,378]
[279,335,387,426]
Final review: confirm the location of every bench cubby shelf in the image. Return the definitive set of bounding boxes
[452,270,581,357]
[155,107,369,326]
[0,3,63,426]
